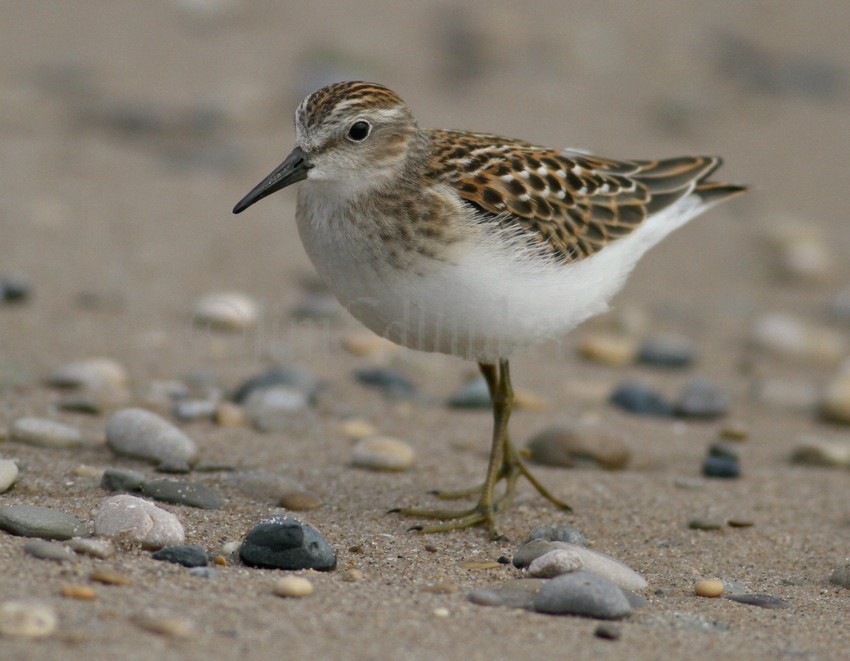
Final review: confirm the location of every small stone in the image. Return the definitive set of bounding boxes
[0,601,57,638]
[214,401,245,427]
[355,366,417,399]
[60,584,96,600]
[423,582,458,594]
[341,331,398,358]
[106,408,198,468]
[468,579,546,609]
[689,518,723,531]
[727,519,755,528]
[93,494,185,549]
[594,622,622,640]
[533,571,632,619]
[726,593,790,609]
[637,334,696,368]
[73,465,103,478]
[527,524,588,547]
[68,537,115,559]
[278,490,322,511]
[526,424,630,470]
[702,455,741,479]
[192,291,258,331]
[609,381,674,417]
[152,544,209,567]
[243,386,311,433]
[10,417,83,448]
[23,539,76,562]
[339,418,377,439]
[447,376,491,408]
[821,363,850,425]
[708,442,739,461]
[213,555,228,566]
[750,313,846,364]
[50,358,128,390]
[173,399,217,422]
[342,568,364,582]
[90,568,132,585]
[141,478,222,509]
[134,615,196,638]
[188,567,219,578]
[0,504,88,540]
[239,515,336,571]
[432,607,450,618]
[273,575,314,598]
[527,549,584,578]
[231,366,320,404]
[460,560,502,570]
[513,539,556,568]
[674,379,729,419]
[719,422,749,441]
[351,436,415,471]
[101,467,147,493]
[0,273,32,303]
[790,436,850,468]
[695,579,724,597]
[515,541,647,591]
[224,471,305,503]
[828,562,850,588]
[578,333,638,367]
[0,459,19,493]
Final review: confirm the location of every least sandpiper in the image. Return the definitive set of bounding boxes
[234,81,745,538]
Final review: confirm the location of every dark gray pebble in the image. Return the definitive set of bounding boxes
[725,593,790,609]
[0,504,89,540]
[702,455,741,479]
[533,571,632,619]
[708,442,740,461]
[527,524,588,547]
[829,562,850,589]
[354,367,417,399]
[594,622,622,640]
[447,377,491,409]
[0,274,32,303]
[674,379,729,419]
[609,382,674,417]
[512,539,555,568]
[239,515,336,571]
[638,334,695,368]
[154,460,193,474]
[23,539,76,562]
[141,479,222,509]
[101,467,147,493]
[231,366,320,404]
[152,544,209,567]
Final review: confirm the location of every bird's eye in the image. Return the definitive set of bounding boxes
[347,120,371,142]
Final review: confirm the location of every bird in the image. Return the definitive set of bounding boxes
[233,81,745,539]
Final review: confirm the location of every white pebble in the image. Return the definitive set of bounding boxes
[66,537,115,559]
[50,357,128,390]
[545,542,647,591]
[193,292,258,331]
[93,494,185,550]
[0,601,57,638]
[274,575,314,598]
[106,408,198,467]
[0,459,19,493]
[10,417,83,449]
[527,548,584,578]
[751,313,846,363]
[351,436,415,471]
[791,435,850,468]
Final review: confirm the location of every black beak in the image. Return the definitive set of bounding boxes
[232,146,310,214]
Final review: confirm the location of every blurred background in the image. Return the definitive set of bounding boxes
[2,0,849,392]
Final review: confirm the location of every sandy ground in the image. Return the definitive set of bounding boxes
[1,1,849,659]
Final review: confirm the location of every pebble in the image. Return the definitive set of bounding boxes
[50,357,128,390]
[339,418,377,439]
[106,408,198,468]
[93,495,185,550]
[447,376,491,408]
[152,544,209,567]
[0,459,18,493]
[173,399,217,422]
[141,478,223,509]
[243,386,311,433]
[750,313,846,363]
[755,378,820,412]
[674,379,729,419]
[291,291,342,320]
[273,575,314,598]
[101,467,147,493]
[0,273,32,303]
[637,333,696,368]
[726,593,790,609]
[688,518,723,531]
[134,615,196,638]
[239,515,337,571]
[60,584,96,600]
[351,436,415,471]
[231,366,320,404]
[214,401,246,427]
[828,562,850,588]
[527,524,588,547]
[514,541,647,591]
[90,568,132,585]
[527,549,584,578]
[354,366,417,399]
[68,537,115,559]
[790,436,850,468]
[702,455,741,479]
[278,490,322,511]
[821,363,850,425]
[577,333,638,367]
[533,571,632,619]
[23,539,76,563]
[609,381,674,417]
[526,424,630,470]
[188,567,219,579]
[467,579,546,609]
[695,579,724,597]
[594,622,622,640]
[708,442,739,461]
[224,471,305,503]
[0,504,88,540]
[192,291,258,331]
[342,568,364,582]
[0,601,57,638]
[9,417,83,449]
